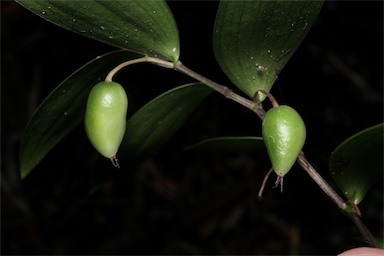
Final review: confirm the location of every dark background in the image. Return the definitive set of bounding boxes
[2,1,383,255]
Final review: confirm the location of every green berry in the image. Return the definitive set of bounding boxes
[262,105,306,177]
[84,81,128,167]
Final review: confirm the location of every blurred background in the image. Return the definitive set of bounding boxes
[2,1,383,255]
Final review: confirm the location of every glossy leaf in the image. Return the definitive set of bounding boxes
[185,136,265,153]
[329,123,384,205]
[19,50,142,179]
[16,0,180,62]
[213,1,323,99]
[89,83,213,192]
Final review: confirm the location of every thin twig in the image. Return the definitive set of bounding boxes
[297,153,379,247]
[172,61,379,247]
[346,211,380,248]
[105,56,174,82]
[258,167,274,200]
[297,153,347,210]
[174,61,264,120]
[118,56,379,248]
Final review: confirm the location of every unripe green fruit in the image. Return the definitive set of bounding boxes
[262,105,306,177]
[85,81,128,166]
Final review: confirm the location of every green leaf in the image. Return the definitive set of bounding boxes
[213,1,323,99]
[15,0,179,62]
[119,83,213,162]
[89,83,213,192]
[19,50,142,179]
[329,123,384,205]
[185,136,265,153]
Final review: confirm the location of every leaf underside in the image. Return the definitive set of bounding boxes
[329,123,384,205]
[213,0,323,99]
[185,136,265,153]
[15,0,180,62]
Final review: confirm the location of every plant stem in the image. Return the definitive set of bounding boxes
[297,153,347,210]
[297,153,379,247]
[117,56,379,247]
[258,167,274,199]
[346,211,380,248]
[255,90,279,108]
[171,61,379,248]
[106,57,263,119]
[174,61,265,119]
[105,56,174,82]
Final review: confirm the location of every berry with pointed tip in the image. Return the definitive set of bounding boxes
[84,81,128,167]
[262,105,306,177]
